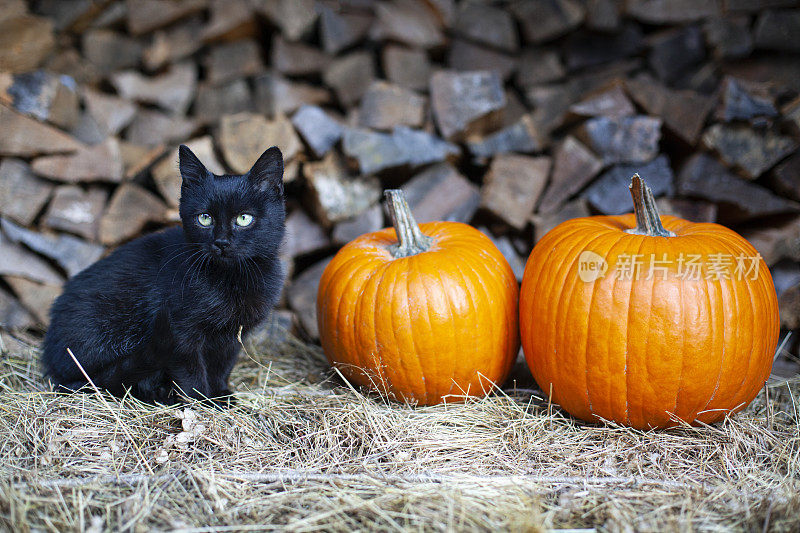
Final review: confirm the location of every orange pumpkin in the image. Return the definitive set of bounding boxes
[520,175,779,429]
[317,190,519,405]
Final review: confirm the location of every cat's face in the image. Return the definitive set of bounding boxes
[178,145,286,263]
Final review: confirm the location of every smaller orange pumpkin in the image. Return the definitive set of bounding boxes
[317,190,519,405]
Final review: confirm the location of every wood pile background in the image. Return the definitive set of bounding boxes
[0,0,798,377]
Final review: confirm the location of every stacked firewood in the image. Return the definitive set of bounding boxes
[0,0,798,373]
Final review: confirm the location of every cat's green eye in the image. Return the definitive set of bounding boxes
[197,213,213,227]
[235,213,254,227]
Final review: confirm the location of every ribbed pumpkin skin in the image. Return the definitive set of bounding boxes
[520,214,779,429]
[318,222,519,405]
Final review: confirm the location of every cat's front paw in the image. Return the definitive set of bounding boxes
[153,386,179,406]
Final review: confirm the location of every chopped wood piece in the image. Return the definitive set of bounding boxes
[532,198,590,242]
[375,0,445,49]
[0,70,79,129]
[82,88,137,136]
[254,72,331,117]
[303,153,381,227]
[201,0,255,42]
[783,96,800,136]
[219,112,301,174]
[702,124,797,179]
[586,155,673,215]
[512,0,584,44]
[0,287,35,330]
[430,70,505,141]
[32,138,124,183]
[1,218,104,277]
[0,14,55,73]
[111,62,197,114]
[42,185,107,240]
[82,29,143,72]
[754,9,800,52]
[119,142,166,180]
[318,3,371,54]
[655,198,718,223]
[332,204,384,244]
[205,39,265,85]
[625,76,714,145]
[678,153,800,222]
[516,49,565,87]
[287,258,332,340]
[704,16,753,59]
[99,183,168,245]
[538,136,603,214]
[125,109,196,146]
[447,39,518,81]
[467,115,544,159]
[342,127,458,174]
[401,163,480,224]
[481,154,551,230]
[382,45,431,92]
[626,0,720,23]
[323,52,376,107]
[284,209,330,257]
[143,17,204,70]
[259,0,319,41]
[195,80,253,124]
[648,26,706,83]
[716,77,778,123]
[742,217,800,266]
[0,158,54,226]
[0,230,64,286]
[586,0,621,31]
[771,151,800,202]
[0,104,84,157]
[579,115,662,165]
[5,276,61,326]
[291,105,343,158]
[271,35,330,76]
[453,2,518,52]
[564,24,643,70]
[126,0,207,35]
[779,281,800,330]
[569,85,635,119]
[358,81,426,131]
[478,227,526,281]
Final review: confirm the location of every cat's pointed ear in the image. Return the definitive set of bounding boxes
[249,146,284,193]
[179,144,209,184]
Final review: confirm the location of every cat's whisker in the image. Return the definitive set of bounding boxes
[157,246,200,278]
[192,254,211,290]
[243,257,265,288]
[180,251,208,300]
[171,249,204,287]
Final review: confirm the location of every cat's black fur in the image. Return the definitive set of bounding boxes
[41,146,286,404]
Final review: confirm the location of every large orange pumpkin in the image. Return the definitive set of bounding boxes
[317,190,519,405]
[520,175,779,429]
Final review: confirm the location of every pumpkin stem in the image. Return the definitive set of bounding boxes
[625,174,676,237]
[384,189,433,258]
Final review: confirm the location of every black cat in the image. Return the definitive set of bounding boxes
[41,145,286,405]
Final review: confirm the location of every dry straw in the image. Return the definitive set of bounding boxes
[1,329,798,531]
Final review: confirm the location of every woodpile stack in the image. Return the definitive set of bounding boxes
[0,0,798,372]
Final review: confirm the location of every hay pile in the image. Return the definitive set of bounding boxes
[1,330,798,532]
